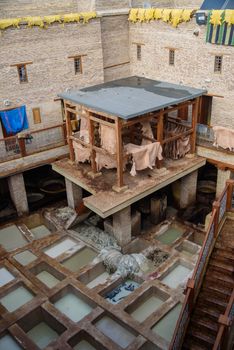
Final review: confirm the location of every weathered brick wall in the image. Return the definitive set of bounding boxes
[0,0,79,18]
[0,20,104,136]
[129,19,234,128]
[131,0,202,8]
[132,1,174,8]
[96,0,130,10]
[101,15,130,82]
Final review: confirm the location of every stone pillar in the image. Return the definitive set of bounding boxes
[216,169,231,198]
[8,173,29,216]
[179,170,198,209]
[65,179,82,210]
[112,206,131,246]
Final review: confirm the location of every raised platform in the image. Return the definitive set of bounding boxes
[52,155,206,218]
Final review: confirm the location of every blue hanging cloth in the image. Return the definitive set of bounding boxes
[0,105,29,135]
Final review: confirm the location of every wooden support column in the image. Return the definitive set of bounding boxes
[88,112,97,174]
[156,110,164,168]
[113,117,127,192]
[190,98,199,154]
[18,137,26,157]
[226,179,234,211]
[87,112,101,179]
[65,102,75,162]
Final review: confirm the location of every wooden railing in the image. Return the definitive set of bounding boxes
[0,123,66,164]
[169,179,234,350]
[213,289,234,350]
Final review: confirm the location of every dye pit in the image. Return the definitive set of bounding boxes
[0,209,203,349]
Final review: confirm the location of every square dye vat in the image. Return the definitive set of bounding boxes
[0,286,34,312]
[156,226,184,245]
[30,225,51,239]
[0,225,27,251]
[160,263,192,289]
[104,279,140,304]
[0,267,15,287]
[86,271,110,289]
[44,238,78,258]
[73,340,96,350]
[0,334,22,350]
[151,303,182,342]
[53,292,94,323]
[31,262,65,289]
[36,271,60,289]
[61,247,97,273]
[95,316,136,349]
[27,322,59,349]
[14,250,37,266]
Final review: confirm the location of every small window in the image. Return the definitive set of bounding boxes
[32,107,41,124]
[137,45,142,61]
[169,49,175,66]
[74,57,82,74]
[214,55,222,73]
[17,64,28,83]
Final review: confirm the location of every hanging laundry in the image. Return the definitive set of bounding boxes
[0,105,29,135]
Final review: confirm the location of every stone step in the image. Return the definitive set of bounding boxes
[191,314,218,335]
[203,280,232,298]
[197,292,226,313]
[201,284,230,303]
[209,258,234,275]
[194,304,220,321]
[206,266,234,284]
[183,337,209,350]
[215,243,234,254]
[187,327,216,349]
[213,248,234,262]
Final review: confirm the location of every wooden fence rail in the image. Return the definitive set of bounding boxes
[0,123,66,163]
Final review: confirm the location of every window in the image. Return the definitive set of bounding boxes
[10,62,32,83]
[17,64,28,83]
[32,107,41,124]
[74,56,82,74]
[137,45,142,61]
[214,55,222,73]
[169,49,175,66]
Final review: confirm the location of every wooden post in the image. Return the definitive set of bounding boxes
[88,112,97,174]
[213,201,221,238]
[18,137,26,157]
[115,117,124,189]
[156,110,164,168]
[64,102,75,162]
[190,98,199,154]
[226,179,234,211]
[62,123,67,145]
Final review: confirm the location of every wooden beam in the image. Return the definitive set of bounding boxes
[116,117,124,188]
[64,104,75,162]
[190,97,199,153]
[88,112,97,174]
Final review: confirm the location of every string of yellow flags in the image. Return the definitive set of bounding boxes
[0,12,97,30]
[129,8,195,27]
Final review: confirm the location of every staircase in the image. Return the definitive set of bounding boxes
[182,218,234,350]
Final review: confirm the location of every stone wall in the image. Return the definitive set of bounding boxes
[101,15,130,82]
[129,18,234,128]
[131,0,202,8]
[96,0,130,10]
[0,20,104,136]
[0,0,79,18]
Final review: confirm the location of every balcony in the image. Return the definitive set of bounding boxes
[0,123,68,177]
